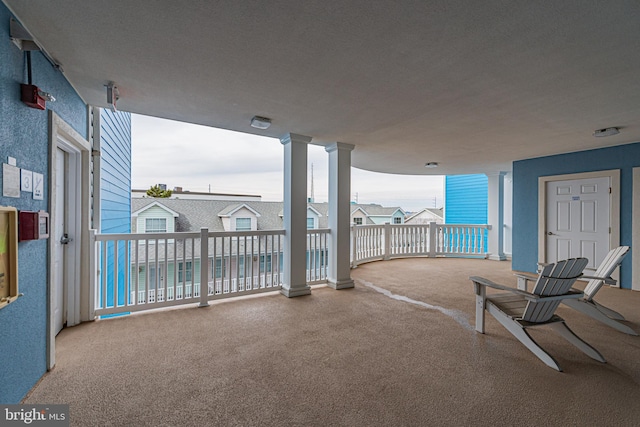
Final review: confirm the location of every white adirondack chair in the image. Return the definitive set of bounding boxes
[471,258,606,371]
[561,246,636,335]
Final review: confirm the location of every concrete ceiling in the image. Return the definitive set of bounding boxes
[5,0,640,175]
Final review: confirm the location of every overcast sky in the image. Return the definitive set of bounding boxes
[131,114,443,212]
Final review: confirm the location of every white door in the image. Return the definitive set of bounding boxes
[546,177,610,268]
[52,147,66,335]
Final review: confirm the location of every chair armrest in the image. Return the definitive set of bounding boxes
[470,276,535,298]
[581,275,617,285]
[470,276,584,302]
[514,272,537,282]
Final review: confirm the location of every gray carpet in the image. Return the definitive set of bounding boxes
[24,258,640,426]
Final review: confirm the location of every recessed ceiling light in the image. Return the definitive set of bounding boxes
[593,127,619,137]
[250,116,271,129]
[425,162,438,168]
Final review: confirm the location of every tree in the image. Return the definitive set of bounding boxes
[146,185,172,198]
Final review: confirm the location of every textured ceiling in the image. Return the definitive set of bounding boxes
[5,0,640,175]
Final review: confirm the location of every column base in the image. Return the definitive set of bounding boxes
[280,285,312,298]
[488,254,507,261]
[326,278,355,290]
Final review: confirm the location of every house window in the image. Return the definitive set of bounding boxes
[307,218,315,229]
[260,255,272,273]
[235,217,251,231]
[214,258,225,278]
[238,256,245,278]
[393,217,402,224]
[353,217,363,225]
[178,261,192,283]
[145,218,167,233]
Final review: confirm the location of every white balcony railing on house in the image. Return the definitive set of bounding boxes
[350,222,490,267]
[90,223,488,318]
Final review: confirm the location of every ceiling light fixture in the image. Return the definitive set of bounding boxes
[425,162,439,168]
[250,116,271,130]
[593,127,619,137]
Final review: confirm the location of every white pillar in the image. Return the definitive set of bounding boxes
[486,172,507,261]
[280,133,312,297]
[632,167,640,291]
[325,142,355,289]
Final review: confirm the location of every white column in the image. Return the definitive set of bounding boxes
[486,172,507,261]
[325,142,355,289]
[633,167,640,291]
[280,133,312,297]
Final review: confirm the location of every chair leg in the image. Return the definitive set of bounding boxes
[486,302,562,371]
[592,300,626,321]
[563,299,638,336]
[474,283,486,333]
[548,321,606,363]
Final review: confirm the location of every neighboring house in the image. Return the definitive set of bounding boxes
[129,199,406,300]
[0,7,132,403]
[405,208,443,224]
[350,204,405,225]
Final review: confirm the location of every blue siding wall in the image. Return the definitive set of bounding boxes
[444,174,487,224]
[100,109,131,233]
[100,109,131,306]
[0,5,87,403]
[512,142,640,289]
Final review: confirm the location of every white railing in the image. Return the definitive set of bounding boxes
[90,228,330,317]
[351,222,489,267]
[90,223,488,317]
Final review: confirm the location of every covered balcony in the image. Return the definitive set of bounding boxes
[2,0,640,419]
[24,258,640,425]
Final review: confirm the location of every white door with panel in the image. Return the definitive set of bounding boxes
[52,147,66,335]
[546,177,610,269]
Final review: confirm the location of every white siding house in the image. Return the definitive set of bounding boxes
[132,202,179,233]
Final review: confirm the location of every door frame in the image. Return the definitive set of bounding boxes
[538,169,620,265]
[48,111,91,370]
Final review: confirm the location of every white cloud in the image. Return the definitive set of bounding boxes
[132,114,443,211]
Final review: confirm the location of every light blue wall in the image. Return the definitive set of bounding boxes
[444,174,488,224]
[0,4,87,403]
[512,142,640,289]
[99,109,131,306]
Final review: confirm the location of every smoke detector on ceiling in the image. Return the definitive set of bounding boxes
[593,127,619,137]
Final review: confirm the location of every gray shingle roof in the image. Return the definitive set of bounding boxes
[131,198,404,232]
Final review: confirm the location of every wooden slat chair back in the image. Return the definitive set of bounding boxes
[523,258,588,323]
[583,246,630,301]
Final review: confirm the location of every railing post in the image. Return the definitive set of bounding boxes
[199,228,210,307]
[351,225,357,268]
[428,222,437,257]
[383,223,391,260]
[88,229,97,320]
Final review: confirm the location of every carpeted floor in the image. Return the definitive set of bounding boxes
[23,258,640,426]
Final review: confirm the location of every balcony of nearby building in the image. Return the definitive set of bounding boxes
[23,257,640,425]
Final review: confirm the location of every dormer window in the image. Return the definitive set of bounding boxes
[235,217,251,231]
[145,218,167,233]
[393,217,402,224]
[307,218,315,229]
[353,217,363,225]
